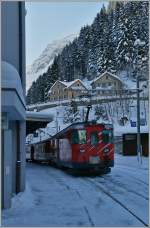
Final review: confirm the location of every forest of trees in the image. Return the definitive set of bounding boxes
[26,1,148,105]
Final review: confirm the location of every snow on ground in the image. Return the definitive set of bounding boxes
[118,70,137,89]
[2,154,149,227]
[28,105,71,143]
[11,183,35,210]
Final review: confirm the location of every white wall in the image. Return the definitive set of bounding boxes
[2,2,20,73]
[1,1,26,93]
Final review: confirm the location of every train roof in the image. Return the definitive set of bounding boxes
[30,121,113,145]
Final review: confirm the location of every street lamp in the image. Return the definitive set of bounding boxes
[134,39,145,164]
[56,110,59,133]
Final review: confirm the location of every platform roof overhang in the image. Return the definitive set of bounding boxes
[26,111,53,135]
[2,61,26,121]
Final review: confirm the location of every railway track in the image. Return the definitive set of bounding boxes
[46,168,95,226]
[46,167,148,227]
[28,163,148,226]
[115,166,149,186]
[74,189,95,226]
[97,176,149,201]
[116,164,149,173]
[86,178,148,227]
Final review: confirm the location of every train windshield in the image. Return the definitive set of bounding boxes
[102,129,113,144]
[90,132,99,145]
[71,130,86,144]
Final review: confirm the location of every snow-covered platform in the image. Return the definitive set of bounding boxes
[2,154,149,227]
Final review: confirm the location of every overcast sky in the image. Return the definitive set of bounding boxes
[26,1,108,66]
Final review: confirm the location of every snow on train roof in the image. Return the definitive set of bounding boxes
[31,121,113,145]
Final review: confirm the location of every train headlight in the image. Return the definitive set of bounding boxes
[80,149,85,153]
[103,148,109,153]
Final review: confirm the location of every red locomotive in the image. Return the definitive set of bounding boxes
[26,121,114,173]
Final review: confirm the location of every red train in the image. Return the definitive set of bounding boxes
[26,121,114,172]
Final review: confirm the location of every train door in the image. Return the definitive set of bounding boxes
[59,138,72,162]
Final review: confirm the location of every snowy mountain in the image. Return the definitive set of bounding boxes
[26,1,148,105]
[26,34,78,91]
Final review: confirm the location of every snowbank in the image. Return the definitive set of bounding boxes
[114,123,148,136]
[11,183,35,210]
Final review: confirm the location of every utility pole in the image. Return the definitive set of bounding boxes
[56,110,59,133]
[134,39,145,164]
[136,64,142,164]
[143,91,147,125]
[40,131,41,142]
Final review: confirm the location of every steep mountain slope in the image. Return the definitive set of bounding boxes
[26,34,77,91]
[26,1,148,105]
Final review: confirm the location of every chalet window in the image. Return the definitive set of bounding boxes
[108,82,111,86]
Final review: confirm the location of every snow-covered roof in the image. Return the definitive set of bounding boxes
[26,111,54,121]
[91,71,123,84]
[48,80,66,92]
[2,61,25,106]
[48,79,88,93]
[82,78,93,90]
[60,79,88,90]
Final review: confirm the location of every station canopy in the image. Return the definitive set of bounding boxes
[26,111,53,135]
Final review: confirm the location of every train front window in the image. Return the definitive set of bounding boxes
[90,132,99,145]
[71,130,86,144]
[78,130,86,144]
[102,129,113,144]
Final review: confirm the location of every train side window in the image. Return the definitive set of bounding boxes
[71,130,79,144]
[71,130,86,144]
[102,130,113,143]
[90,132,99,145]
